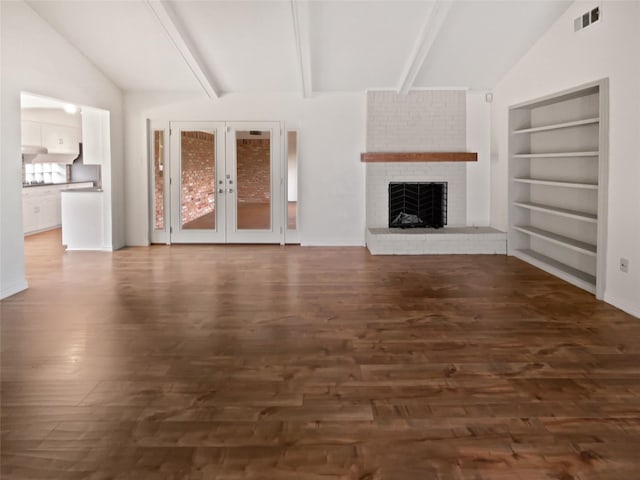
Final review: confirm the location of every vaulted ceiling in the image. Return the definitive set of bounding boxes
[26,0,571,97]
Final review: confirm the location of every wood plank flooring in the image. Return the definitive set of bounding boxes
[2,229,639,479]
[182,202,297,231]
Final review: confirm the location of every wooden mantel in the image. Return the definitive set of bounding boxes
[360,152,477,163]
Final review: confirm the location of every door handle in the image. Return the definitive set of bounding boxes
[218,188,224,194]
[228,188,234,193]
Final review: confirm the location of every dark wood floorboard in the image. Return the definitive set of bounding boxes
[1,229,639,479]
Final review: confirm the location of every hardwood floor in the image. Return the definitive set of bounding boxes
[182,202,297,231]
[2,229,639,479]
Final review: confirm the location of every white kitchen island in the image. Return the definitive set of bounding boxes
[61,188,104,250]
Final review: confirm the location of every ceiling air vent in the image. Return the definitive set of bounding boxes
[574,6,600,32]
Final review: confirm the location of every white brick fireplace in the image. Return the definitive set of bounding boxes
[365,90,506,255]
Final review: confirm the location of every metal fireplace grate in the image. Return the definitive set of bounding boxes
[388,182,447,228]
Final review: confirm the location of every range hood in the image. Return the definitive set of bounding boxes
[21,145,78,164]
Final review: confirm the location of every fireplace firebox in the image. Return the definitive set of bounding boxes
[388,182,447,228]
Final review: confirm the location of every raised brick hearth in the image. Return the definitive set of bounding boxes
[367,227,507,255]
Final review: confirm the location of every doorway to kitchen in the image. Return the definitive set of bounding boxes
[149,121,287,244]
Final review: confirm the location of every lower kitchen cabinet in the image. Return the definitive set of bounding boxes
[22,187,59,235]
[23,183,93,235]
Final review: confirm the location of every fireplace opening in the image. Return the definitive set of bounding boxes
[388,182,447,229]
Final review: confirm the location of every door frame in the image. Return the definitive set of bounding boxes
[148,120,286,245]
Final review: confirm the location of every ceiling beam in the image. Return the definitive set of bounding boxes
[290,0,313,98]
[397,0,453,95]
[146,0,219,98]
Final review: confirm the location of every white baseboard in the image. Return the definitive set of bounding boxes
[300,241,366,247]
[604,294,640,319]
[1,278,29,300]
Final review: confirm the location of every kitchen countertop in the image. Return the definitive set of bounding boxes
[22,181,95,188]
[61,187,102,193]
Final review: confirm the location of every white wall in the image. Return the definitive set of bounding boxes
[466,91,491,226]
[0,0,125,299]
[124,92,366,247]
[491,1,640,317]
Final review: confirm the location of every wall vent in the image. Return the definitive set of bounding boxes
[574,6,600,32]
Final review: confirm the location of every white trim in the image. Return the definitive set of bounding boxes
[301,242,366,247]
[366,87,469,94]
[290,0,313,98]
[397,0,453,95]
[604,294,640,319]
[1,279,29,300]
[146,0,219,99]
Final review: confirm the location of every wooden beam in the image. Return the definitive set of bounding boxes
[290,0,313,98]
[361,152,477,163]
[397,0,453,95]
[146,0,219,99]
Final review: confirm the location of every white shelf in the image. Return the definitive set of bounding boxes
[513,178,598,189]
[513,201,597,223]
[508,80,607,299]
[513,117,599,134]
[513,249,596,293]
[513,151,599,158]
[513,225,596,256]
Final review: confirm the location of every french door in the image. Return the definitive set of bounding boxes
[151,121,283,244]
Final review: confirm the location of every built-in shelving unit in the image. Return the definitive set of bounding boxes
[508,79,608,298]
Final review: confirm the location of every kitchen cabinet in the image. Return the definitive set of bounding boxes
[21,120,80,156]
[22,187,59,234]
[42,124,81,155]
[22,183,94,235]
[22,194,40,233]
[61,189,104,250]
[21,121,42,146]
[81,107,110,165]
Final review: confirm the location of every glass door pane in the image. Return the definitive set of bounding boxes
[236,130,271,230]
[149,120,169,244]
[153,130,165,231]
[226,122,282,244]
[169,122,225,244]
[285,130,300,244]
[181,130,216,230]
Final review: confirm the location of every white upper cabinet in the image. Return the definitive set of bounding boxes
[21,121,42,146]
[21,120,80,156]
[42,123,81,155]
[81,107,110,166]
